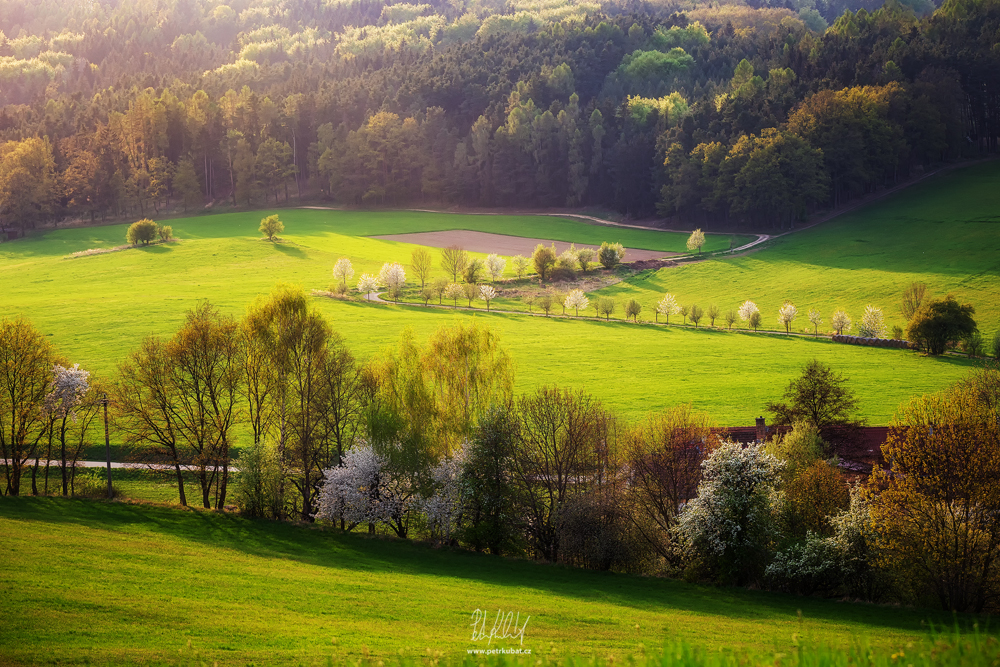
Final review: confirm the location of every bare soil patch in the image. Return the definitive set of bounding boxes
[371,230,675,262]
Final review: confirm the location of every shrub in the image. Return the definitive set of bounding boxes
[158,225,172,241]
[259,214,283,241]
[463,257,484,284]
[72,469,120,499]
[598,241,625,269]
[765,532,844,595]
[532,244,557,281]
[906,295,977,355]
[125,218,159,245]
[558,491,652,572]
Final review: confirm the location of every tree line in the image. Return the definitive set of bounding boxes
[3,294,1000,611]
[1,0,998,237]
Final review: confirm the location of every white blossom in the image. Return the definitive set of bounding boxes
[656,293,680,323]
[831,310,852,335]
[356,273,379,298]
[420,449,466,542]
[332,257,355,286]
[686,228,706,253]
[45,364,90,420]
[808,308,823,333]
[315,443,409,528]
[479,284,497,310]
[444,282,464,305]
[485,254,506,282]
[738,300,759,323]
[858,304,886,338]
[564,289,589,316]
[777,301,797,333]
[378,261,406,292]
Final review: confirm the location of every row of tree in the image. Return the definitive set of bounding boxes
[2,2,998,233]
[3,299,1000,610]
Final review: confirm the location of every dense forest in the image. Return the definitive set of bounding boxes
[0,0,998,235]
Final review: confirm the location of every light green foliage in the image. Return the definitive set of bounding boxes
[598,241,625,269]
[626,93,689,126]
[258,214,283,241]
[125,218,158,245]
[765,421,825,482]
[157,225,172,242]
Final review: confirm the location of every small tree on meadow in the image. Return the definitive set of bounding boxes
[598,242,625,269]
[333,257,355,291]
[523,294,535,312]
[686,228,706,255]
[901,282,927,321]
[512,255,530,280]
[444,282,464,307]
[378,262,406,302]
[462,282,478,306]
[420,287,434,305]
[537,294,553,316]
[707,304,719,327]
[831,310,852,335]
[158,225,172,242]
[432,277,449,305]
[625,298,642,322]
[679,304,689,325]
[778,301,798,333]
[259,214,283,241]
[441,245,469,282]
[725,309,737,331]
[564,289,589,316]
[485,254,506,282]
[689,304,703,327]
[767,359,861,430]
[464,258,485,284]
[808,309,823,335]
[411,248,433,288]
[356,274,378,301]
[749,311,762,332]
[906,296,977,355]
[656,293,679,324]
[479,284,497,311]
[598,297,615,321]
[858,304,887,338]
[577,248,595,273]
[738,300,759,328]
[532,244,557,281]
[126,218,159,245]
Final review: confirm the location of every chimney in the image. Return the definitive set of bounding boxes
[755,416,766,443]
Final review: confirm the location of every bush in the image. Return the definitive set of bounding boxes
[532,244,557,281]
[233,439,285,519]
[765,532,844,595]
[558,491,652,572]
[598,241,625,269]
[158,225,173,241]
[72,469,120,499]
[125,218,159,245]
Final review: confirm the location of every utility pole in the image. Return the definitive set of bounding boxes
[102,393,112,499]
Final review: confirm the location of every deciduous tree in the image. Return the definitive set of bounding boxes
[259,214,283,241]
[906,295,977,356]
[686,228,705,254]
[411,248,433,288]
[767,359,861,430]
[441,245,468,282]
[564,289,589,316]
[333,258,355,291]
[532,244,557,281]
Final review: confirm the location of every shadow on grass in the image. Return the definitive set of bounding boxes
[0,496,973,638]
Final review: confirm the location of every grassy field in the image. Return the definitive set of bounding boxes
[598,161,1000,339]
[0,168,993,425]
[0,496,982,665]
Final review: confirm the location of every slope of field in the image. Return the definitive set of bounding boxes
[0,497,971,665]
[600,161,1000,339]
[0,206,979,424]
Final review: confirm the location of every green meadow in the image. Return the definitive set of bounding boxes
[0,496,979,666]
[1,163,996,424]
[599,161,1000,339]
